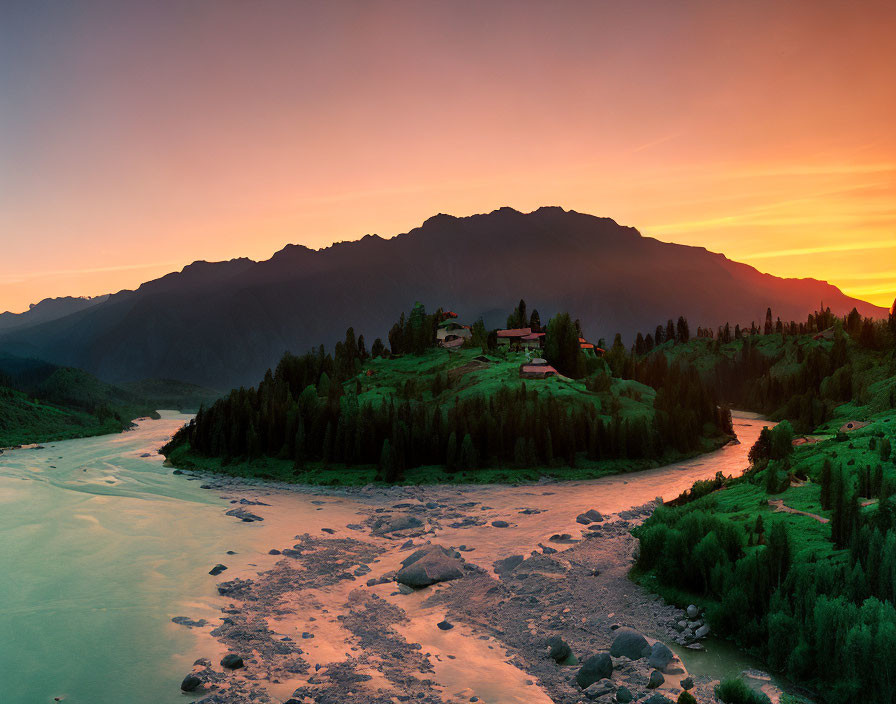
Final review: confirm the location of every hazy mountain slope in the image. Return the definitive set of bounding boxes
[0,207,885,388]
[0,295,108,332]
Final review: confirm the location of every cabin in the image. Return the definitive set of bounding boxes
[520,332,545,349]
[497,327,532,345]
[519,361,559,379]
[437,319,472,348]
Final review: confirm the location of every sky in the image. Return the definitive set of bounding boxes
[1,0,894,313]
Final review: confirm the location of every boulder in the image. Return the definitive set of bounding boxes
[647,670,665,689]
[576,514,592,525]
[575,653,613,689]
[548,636,573,664]
[491,520,510,528]
[208,564,228,576]
[610,629,649,660]
[220,654,244,669]
[644,696,673,704]
[584,509,604,522]
[686,604,699,619]
[648,641,674,670]
[494,555,525,574]
[437,620,454,631]
[695,623,710,638]
[395,545,464,588]
[583,679,615,700]
[680,676,694,690]
[371,514,423,534]
[616,686,633,703]
[180,674,201,692]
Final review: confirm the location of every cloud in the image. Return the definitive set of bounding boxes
[740,241,895,260]
[0,261,181,285]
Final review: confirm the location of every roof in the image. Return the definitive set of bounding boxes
[497,327,532,337]
[580,343,594,349]
[521,332,544,340]
[521,364,558,375]
[577,337,586,343]
[439,320,465,329]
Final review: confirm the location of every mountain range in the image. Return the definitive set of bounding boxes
[0,207,885,389]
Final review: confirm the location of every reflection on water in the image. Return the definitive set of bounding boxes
[0,411,780,703]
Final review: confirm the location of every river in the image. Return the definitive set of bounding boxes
[0,411,781,703]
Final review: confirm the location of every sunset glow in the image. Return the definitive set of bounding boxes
[1,0,894,312]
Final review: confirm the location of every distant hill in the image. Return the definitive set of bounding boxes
[0,207,885,388]
[0,295,108,332]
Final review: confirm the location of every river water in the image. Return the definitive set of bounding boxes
[0,411,777,703]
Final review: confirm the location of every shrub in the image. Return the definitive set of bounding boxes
[677,692,697,704]
[714,677,771,704]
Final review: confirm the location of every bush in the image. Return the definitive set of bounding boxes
[677,692,697,704]
[714,678,771,704]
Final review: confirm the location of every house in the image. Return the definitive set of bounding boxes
[497,327,532,345]
[519,362,559,379]
[520,332,545,349]
[437,319,472,348]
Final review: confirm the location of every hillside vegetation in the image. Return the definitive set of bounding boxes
[631,305,896,702]
[163,303,732,485]
[0,354,218,446]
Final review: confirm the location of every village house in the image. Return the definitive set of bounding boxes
[519,357,558,379]
[520,331,545,349]
[437,319,471,349]
[497,327,532,346]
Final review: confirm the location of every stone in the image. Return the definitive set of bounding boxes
[644,696,673,704]
[686,604,699,619]
[648,641,674,670]
[584,509,604,522]
[371,514,423,534]
[575,653,613,689]
[494,555,525,574]
[268,549,281,555]
[437,620,454,630]
[208,564,228,576]
[576,514,592,525]
[583,679,615,700]
[647,670,665,688]
[491,520,510,528]
[180,674,201,692]
[610,628,649,660]
[220,654,244,669]
[680,676,694,690]
[695,623,710,639]
[548,636,573,663]
[395,545,464,588]
[616,686,633,703]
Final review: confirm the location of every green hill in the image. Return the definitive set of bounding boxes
[163,307,732,486]
[630,310,896,702]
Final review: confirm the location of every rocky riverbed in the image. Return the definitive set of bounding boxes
[169,459,779,704]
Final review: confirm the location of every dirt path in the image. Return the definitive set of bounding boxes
[768,499,829,523]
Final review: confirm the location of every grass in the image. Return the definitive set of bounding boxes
[166,433,728,486]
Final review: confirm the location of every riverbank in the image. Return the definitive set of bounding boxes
[167,413,790,703]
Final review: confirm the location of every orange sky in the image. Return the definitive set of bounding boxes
[1,0,894,313]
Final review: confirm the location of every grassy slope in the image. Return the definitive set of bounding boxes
[0,386,135,446]
[167,347,728,485]
[634,336,896,607]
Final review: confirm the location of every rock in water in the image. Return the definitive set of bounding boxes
[370,514,423,534]
[584,509,604,522]
[680,676,694,690]
[647,641,674,670]
[576,514,592,525]
[647,670,665,688]
[180,674,201,692]
[491,520,510,528]
[220,654,244,669]
[695,623,711,639]
[395,545,464,587]
[208,564,228,576]
[437,620,454,630]
[610,628,649,660]
[686,604,699,619]
[575,653,613,689]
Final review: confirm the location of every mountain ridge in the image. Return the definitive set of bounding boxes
[0,207,885,388]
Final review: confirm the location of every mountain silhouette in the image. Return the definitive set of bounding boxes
[0,207,884,388]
